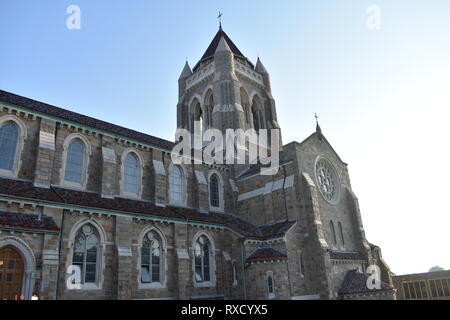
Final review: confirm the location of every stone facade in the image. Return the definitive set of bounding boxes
[0,27,395,300]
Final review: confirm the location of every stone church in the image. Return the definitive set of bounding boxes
[0,27,395,300]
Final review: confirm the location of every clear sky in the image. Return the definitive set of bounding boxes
[1,1,449,275]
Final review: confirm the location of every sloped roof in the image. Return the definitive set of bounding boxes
[246,247,287,263]
[339,270,394,295]
[0,211,59,233]
[193,27,252,71]
[0,90,175,150]
[0,178,294,240]
[329,250,365,261]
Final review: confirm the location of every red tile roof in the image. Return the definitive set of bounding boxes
[0,178,294,240]
[0,211,59,233]
[339,270,394,295]
[246,247,287,263]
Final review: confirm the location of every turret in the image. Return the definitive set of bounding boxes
[255,57,272,92]
[178,61,192,99]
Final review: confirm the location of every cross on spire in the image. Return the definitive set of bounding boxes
[314,113,319,125]
[217,11,223,29]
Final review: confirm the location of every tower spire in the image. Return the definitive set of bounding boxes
[315,113,323,140]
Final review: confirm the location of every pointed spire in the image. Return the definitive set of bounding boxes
[215,36,232,54]
[255,57,268,74]
[315,113,323,140]
[179,61,192,79]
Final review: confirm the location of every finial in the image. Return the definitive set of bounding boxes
[315,113,323,140]
[218,11,223,29]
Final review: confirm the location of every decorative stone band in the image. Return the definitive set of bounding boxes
[176,248,189,259]
[39,130,55,150]
[185,62,215,91]
[237,175,294,201]
[228,179,238,192]
[194,170,207,184]
[234,61,264,86]
[42,249,59,265]
[102,147,116,164]
[117,246,132,257]
[153,160,166,176]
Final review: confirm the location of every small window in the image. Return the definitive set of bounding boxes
[267,273,275,298]
[64,139,85,184]
[338,222,345,246]
[210,174,220,207]
[329,221,337,246]
[194,235,211,282]
[124,153,139,195]
[232,262,238,285]
[298,250,305,277]
[0,122,19,171]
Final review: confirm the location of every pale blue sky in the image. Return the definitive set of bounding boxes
[1,1,449,275]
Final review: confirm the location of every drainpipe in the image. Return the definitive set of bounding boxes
[240,238,247,300]
[53,187,67,301]
[55,208,66,300]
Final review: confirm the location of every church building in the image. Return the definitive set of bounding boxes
[0,27,395,300]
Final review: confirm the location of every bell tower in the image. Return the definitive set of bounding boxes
[177,26,281,135]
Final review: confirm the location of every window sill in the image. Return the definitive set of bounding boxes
[0,169,15,178]
[194,280,216,288]
[138,282,166,290]
[60,181,86,190]
[69,283,102,291]
[120,192,142,200]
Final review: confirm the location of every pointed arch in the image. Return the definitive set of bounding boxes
[338,222,345,246]
[0,236,36,300]
[136,226,168,289]
[203,87,214,129]
[240,87,251,126]
[250,94,265,131]
[208,170,224,212]
[329,220,337,246]
[192,231,216,288]
[66,217,107,290]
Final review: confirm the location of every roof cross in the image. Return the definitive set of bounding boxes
[217,12,223,28]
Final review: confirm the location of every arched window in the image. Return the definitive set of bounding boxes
[338,222,345,246]
[205,90,214,129]
[240,88,250,125]
[267,272,275,299]
[64,139,85,184]
[298,250,305,277]
[330,220,337,246]
[169,165,185,204]
[192,100,203,135]
[209,174,220,208]
[194,235,211,282]
[72,224,99,285]
[0,122,19,172]
[232,262,238,286]
[140,231,162,284]
[124,152,140,195]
